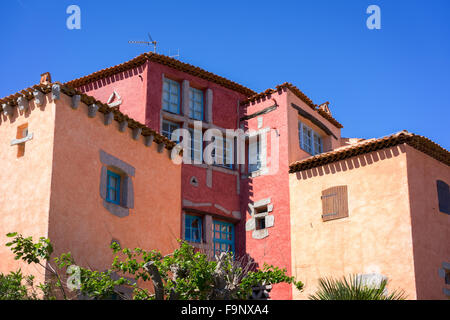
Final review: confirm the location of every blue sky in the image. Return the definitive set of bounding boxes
[1,0,449,148]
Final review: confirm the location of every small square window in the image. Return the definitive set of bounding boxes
[255,217,266,230]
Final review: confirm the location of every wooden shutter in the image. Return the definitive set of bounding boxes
[436,180,450,214]
[321,186,348,222]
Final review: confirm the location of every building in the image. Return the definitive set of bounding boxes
[0,80,181,294]
[0,52,448,299]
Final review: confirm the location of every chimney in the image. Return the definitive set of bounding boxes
[40,72,52,84]
[318,101,331,116]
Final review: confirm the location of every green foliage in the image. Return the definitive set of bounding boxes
[240,263,304,297]
[0,270,36,300]
[3,233,304,300]
[6,232,53,264]
[309,274,406,300]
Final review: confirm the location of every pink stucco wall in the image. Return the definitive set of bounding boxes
[48,93,182,276]
[0,90,182,294]
[405,145,450,299]
[0,96,56,285]
[289,145,419,299]
[240,90,294,300]
[77,63,148,124]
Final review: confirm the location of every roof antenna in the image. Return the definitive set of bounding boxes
[128,32,157,53]
[168,48,180,60]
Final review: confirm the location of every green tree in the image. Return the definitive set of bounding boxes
[309,274,406,300]
[1,233,303,300]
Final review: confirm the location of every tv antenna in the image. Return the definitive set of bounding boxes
[168,49,180,59]
[128,32,157,53]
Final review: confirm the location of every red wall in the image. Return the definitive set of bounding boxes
[240,91,293,299]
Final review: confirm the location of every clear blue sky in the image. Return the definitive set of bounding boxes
[1,0,449,148]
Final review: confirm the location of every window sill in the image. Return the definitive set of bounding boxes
[248,167,268,178]
[103,200,130,218]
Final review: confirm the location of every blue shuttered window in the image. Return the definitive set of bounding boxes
[106,170,121,205]
[185,215,203,243]
[213,220,235,256]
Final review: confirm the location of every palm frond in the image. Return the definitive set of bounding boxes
[308,274,407,300]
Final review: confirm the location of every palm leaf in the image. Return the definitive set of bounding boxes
[309,274,407,300]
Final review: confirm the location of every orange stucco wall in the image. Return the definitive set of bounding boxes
[0,96,56,284]
[48,93,181,275]
[289,145,418,299]
[0,91,181,293]
[405,145,450,299]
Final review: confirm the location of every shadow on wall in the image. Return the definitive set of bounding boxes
[81,65,145,93]
[295,145,404,181]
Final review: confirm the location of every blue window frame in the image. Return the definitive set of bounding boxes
[162,78,180,114]
[106,170,121,205]
[189,87,204,120]
[299,121,323,155]
[185,215,203,243]
[213,220,235,256]
[162,120,180,142]
[213,138,233,169]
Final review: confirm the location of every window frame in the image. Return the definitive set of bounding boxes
[185,215,203,243]
[189,87,204,121]
[212,220,235,256]
[248,137,261,173]
[299,121,323,156]
[188,128,203,162]
[162,78,181,114]
[213,138,234,170]
[106,170,121,205]
[161,119,181,142]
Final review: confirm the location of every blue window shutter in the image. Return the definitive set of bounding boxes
[122,175,134,209]
[437,180,450,214]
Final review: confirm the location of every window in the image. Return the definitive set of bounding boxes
[255,217,266,230]
[16,123,28,158]
[189,87,204,120]
[321,185,349,222]
[162,120,180,142]
[185,215,203,243]
[248,137,261,173]
[188,128,203,162]
[436,180,450,214]
[213,220,235,256]
[106,170,121,205]
[213,138,234,169]
[162,78,180,114]
[299,121,323,155]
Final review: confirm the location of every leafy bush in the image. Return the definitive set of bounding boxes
[2,233,303,300]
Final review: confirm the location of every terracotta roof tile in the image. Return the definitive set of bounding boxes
[241,82,344,129]
[289,130,450,173]
[65,52,256,96]
[0,82,176,150]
